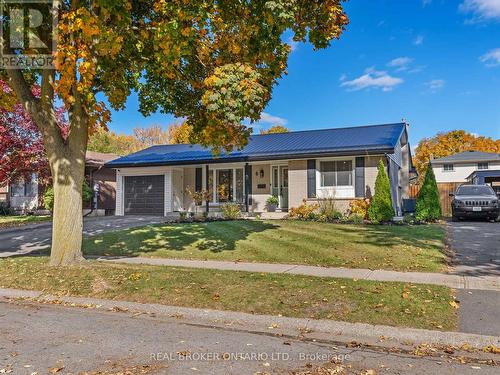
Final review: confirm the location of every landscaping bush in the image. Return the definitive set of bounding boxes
[368,160,394,223]
[288,199,319,220]
[44,181,93,211]
[318,197,342,222]
[349,213,364,224]
[349,199,371,219]
[415,163,441,222]
[0,202,13,216]
[221,202,241,220]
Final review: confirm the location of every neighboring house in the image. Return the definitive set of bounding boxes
[107,122,413,216]
[3,151,118,214]
[431,151,500,183]
[0,185,8,203]
[84,151,119,216]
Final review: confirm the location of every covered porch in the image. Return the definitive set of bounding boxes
[177,162,289,214]
[115,162,289,216]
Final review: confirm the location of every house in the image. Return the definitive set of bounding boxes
[83,151,119,216]
[2,151,118,214]
[431,151,500,183]
[107,122,413,217]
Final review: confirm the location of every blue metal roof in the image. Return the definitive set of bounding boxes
[107,122,406,167]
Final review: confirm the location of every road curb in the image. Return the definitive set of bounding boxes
[1,287,498,350]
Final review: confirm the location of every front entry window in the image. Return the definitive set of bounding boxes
[210,168,244,204]
[216,169,233,202]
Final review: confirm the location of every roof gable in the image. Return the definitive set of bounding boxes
[107,122,406,167]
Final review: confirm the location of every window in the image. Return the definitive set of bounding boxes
[209,168,244,203]
[478,162,489,170]
[319,160,353,187]
[443,164,454,172]
[10,174,37,197]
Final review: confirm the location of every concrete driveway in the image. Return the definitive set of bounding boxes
[0,216,168,258]
[447,220,500,336]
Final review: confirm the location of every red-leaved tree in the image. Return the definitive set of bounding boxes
[0,80,67,188]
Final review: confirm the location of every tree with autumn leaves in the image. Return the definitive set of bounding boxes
[0,0,348,265]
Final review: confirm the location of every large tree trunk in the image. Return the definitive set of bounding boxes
[48,153,86,266]
[7,67,89,266]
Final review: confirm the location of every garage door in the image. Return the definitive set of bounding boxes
[124,175,165,215]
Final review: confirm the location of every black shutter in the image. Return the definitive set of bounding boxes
[307,159,316,198]
[195,167,202,192]
[355,157,365,198]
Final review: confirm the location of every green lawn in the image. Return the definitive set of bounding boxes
[0,257,456,330]
[84,220,447,272]
[0,215,51,228]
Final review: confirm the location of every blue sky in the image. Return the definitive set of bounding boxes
[107,0,500,146]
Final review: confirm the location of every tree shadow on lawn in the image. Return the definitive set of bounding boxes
[332,224,445,253]
[86,220,279,257]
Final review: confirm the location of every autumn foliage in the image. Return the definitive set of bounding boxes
[260,125,290,134]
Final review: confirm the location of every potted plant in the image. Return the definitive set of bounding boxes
[266,196,279,212]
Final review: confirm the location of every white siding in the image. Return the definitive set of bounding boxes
[433,162,500,183]
[165,170,172,214]
[115,173,123,215]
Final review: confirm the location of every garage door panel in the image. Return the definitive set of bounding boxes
[124,175,164,216]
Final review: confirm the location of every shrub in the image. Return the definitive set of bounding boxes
[318,198,342,222]
[368,160,394,223]
[44,181,93,211]
[349,213,364,224]
[415,163,442,222]
[289,199,319,220]
[0,202,13,216]
[221,202,241,220]
[179,211,188,221]
[349,199,371,219]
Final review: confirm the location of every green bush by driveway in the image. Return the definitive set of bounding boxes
[84,220,447,272]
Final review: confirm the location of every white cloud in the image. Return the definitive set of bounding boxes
[413,35,424,45]
[480,48,500,66]
[259,112,288,125]
[425,79,445,91]
[339,73,347,82]
[422,0,433,6]
[341,68,404,92]
[459,0,500,21]
[387,57,414,71]
[287,36,299,52]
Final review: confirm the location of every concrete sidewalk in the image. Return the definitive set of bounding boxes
[96,256,500,291]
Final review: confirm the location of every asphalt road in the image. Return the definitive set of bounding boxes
[0,301,497,375]
[0,216,166,258]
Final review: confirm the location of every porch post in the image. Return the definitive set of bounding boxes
[205,164,210,213]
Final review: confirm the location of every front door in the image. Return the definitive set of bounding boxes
[271,166,289,210]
